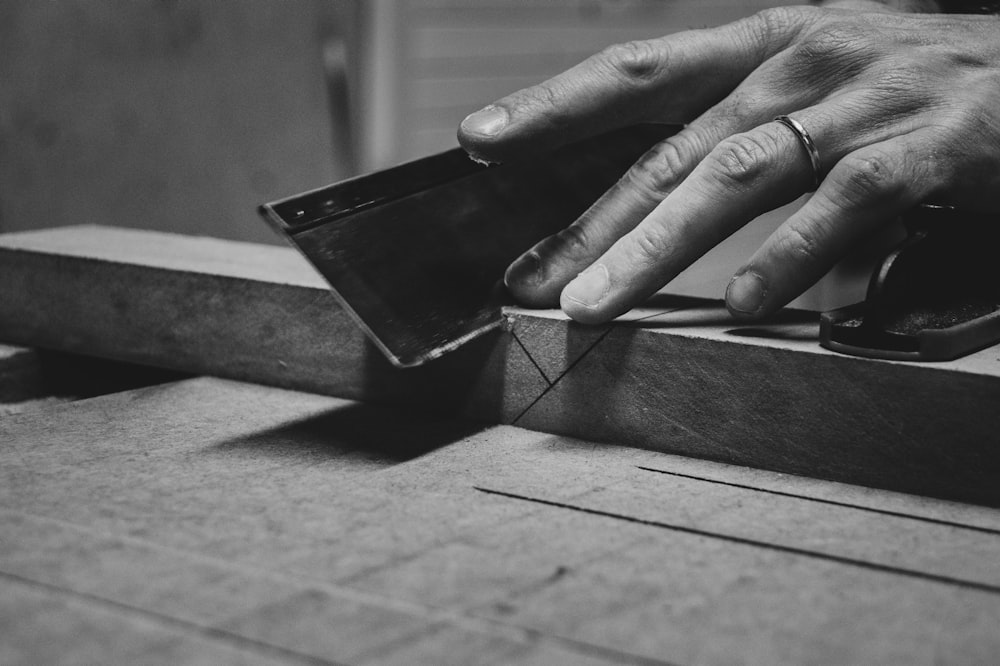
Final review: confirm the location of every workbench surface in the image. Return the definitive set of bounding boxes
[3,226,1000,663]
[3,375,999,665]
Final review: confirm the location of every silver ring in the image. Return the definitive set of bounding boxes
[774,115,822,190]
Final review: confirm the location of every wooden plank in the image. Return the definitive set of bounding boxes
[0,225,547,424]
[2,225,1000,504]
[2,378,999,663]
[508,303,1000,505]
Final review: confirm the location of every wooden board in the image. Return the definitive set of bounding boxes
[0,226,546,424]
[2,225,1000,505]
[2,377,999,664]
[506,303,1000,505]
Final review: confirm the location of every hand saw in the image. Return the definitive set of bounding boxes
[259,125,675,367]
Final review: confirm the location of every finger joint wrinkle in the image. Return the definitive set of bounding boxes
[602,39,668,84]
[711,134,774,190]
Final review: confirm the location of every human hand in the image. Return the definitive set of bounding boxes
[457,6,1000,322]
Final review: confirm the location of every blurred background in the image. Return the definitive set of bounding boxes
[1,0,865,309]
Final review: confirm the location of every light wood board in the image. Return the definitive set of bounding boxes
[2,225,1000,504]
[2,377,999,664]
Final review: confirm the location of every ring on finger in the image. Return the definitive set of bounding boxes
[774,115,822,190]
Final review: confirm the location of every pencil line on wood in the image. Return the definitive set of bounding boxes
[0,570,348,666]
[509,303,701,425]
[510,326,615,425]
[635,466,1000,536]
[511,330,553,386]
[473,486,1000,595]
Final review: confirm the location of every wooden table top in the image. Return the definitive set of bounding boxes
[3,375,999,665]
[3,226,1000,663]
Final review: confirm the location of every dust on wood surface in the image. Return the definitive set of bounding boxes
[2,225,1000,505]
[2,377,999,665]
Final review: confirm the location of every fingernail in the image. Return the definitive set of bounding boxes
[461,105,508,137]
[726,271,766,315]
[505,252,543,288]
[563,264,610,309]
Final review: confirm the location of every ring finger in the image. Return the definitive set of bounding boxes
[727,128,943,317]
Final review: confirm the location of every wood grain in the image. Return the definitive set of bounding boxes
[3,226,1000,504]
[2,378,999,664]
[508,302,1000,505]
[0,226,547,424]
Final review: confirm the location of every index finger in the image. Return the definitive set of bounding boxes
[457,8,813,163]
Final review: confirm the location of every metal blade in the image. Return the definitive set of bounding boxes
[259,125,676,367]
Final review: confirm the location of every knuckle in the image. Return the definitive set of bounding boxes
[708,133,775,190]
[551,222,591,258]
[632,225,673,263]
[795,21,874,63]
[529,81,560,111]
[730,7,816,63]
[747,6,811,44]
[834,151,903,205]
[599,39,667,83]
[624,140,689,204]
[928,105,996,167]
[784,223,827,266]
[511,81,569,131]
